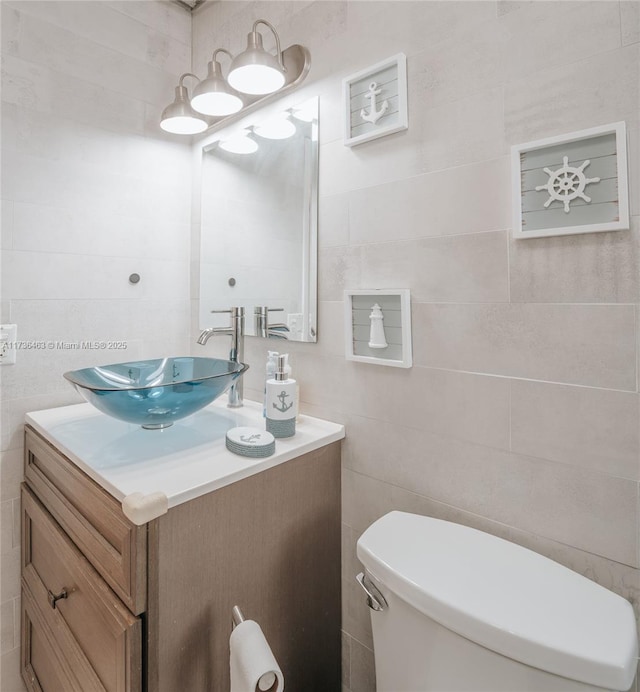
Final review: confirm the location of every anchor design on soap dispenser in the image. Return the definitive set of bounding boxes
[361,81,389,125]
[273,390,293,413]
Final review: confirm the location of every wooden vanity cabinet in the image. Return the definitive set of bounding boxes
[21,425,342,692]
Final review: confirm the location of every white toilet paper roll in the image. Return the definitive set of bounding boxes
[230,620,284,692]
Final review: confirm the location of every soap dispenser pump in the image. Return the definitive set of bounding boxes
[265,354,297,438]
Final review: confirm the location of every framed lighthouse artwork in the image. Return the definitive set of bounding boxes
[343,54,408,147]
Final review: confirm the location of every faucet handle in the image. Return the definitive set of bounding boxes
[211,307,244,317]
[253,306,284,314]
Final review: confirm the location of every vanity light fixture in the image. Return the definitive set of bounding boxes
[227,20,286,95]
[160,20,310,136]
[160,73,208,135]
[219,130,259,154]
[253,112,296,140]
[191,49,243,117]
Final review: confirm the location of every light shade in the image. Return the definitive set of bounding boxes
[254,113,296,140]
[191,51,243,117]
[160,83,208,135]
[227,21,286,96]
[219,130,258,154]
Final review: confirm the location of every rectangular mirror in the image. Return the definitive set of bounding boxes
[198,96,319,342]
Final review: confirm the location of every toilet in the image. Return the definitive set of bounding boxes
[356,512,638,692]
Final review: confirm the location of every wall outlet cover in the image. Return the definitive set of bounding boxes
[0,324,17,365]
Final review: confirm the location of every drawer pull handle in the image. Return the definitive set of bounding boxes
[47,588,68,609]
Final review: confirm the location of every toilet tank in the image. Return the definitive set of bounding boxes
[357,512,638,692]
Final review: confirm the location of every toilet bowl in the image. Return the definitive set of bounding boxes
[356,512,638,692]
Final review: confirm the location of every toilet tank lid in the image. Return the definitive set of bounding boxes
[357,512,638,691]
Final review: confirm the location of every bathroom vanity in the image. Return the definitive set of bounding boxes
[20,400,344,692]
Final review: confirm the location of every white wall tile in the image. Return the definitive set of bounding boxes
[0,501,14,556]
[345,1,497,66]
[410,16,505,107]
[109,0,191,43]
[358,232,510,303]
[509,218,640,304]
[319,193,349,248]
[0,601,14,655]
[0,449,22,503]
[500,1,622,80]
[319,130,424,199]
[3,149,189,226]
[348,158,511,244]
[350,637,376,692]
[5,10,180,106]
[621,1,640,46]
[11,200,190,262]
[4,0,190,73]
[414,303,637,390]
[8,299,190,343]
[2,251,189,301]
[318,245,361,302]
[356,366,511,450]
[416,87,509,174]
[505,43,640,144]
[1,54,146,135]
[343,418,638,566]
[0,546,19,602]
[511,380,640,480]
[0,646,24,692]
[1,200,13,251]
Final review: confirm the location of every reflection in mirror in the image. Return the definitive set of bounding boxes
[199,96,318,342]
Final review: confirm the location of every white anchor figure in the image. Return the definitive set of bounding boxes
[360,81,389,125]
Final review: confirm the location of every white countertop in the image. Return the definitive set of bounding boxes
[26,399,344,511]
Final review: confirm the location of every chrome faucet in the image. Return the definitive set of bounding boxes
[197,307,245,408]
[254,306,290,340]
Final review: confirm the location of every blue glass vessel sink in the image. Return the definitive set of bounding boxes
[64,357,248,429]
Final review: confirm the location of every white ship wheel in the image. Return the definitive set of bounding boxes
[535,156,600,213]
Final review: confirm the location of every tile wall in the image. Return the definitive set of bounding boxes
[192,2,640,690]
[0,2,193,689]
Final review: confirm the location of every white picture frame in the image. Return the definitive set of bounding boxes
[344,289,412,368]
[343,53,408,147]
[511,121,629,239]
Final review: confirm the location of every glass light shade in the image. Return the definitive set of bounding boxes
[160,85,208,134]
[219,131,258,154]
[190,60,243,116]
[227,31,286,95]
[254,114,296,140]
[291,106,316,123]
[160,115,208,135]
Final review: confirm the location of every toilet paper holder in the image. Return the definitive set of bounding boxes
[232,605,245,629]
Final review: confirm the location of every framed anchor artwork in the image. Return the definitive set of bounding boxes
[343,53,408,147]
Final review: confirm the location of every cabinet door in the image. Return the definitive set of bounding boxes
[21,485,141,692]
[24,426,146,614]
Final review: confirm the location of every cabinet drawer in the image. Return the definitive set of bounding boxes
[21,485,142,692]
[24,426,146,614]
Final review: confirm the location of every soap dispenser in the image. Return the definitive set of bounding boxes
[263,350,279,417]
[265,354,297,438]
